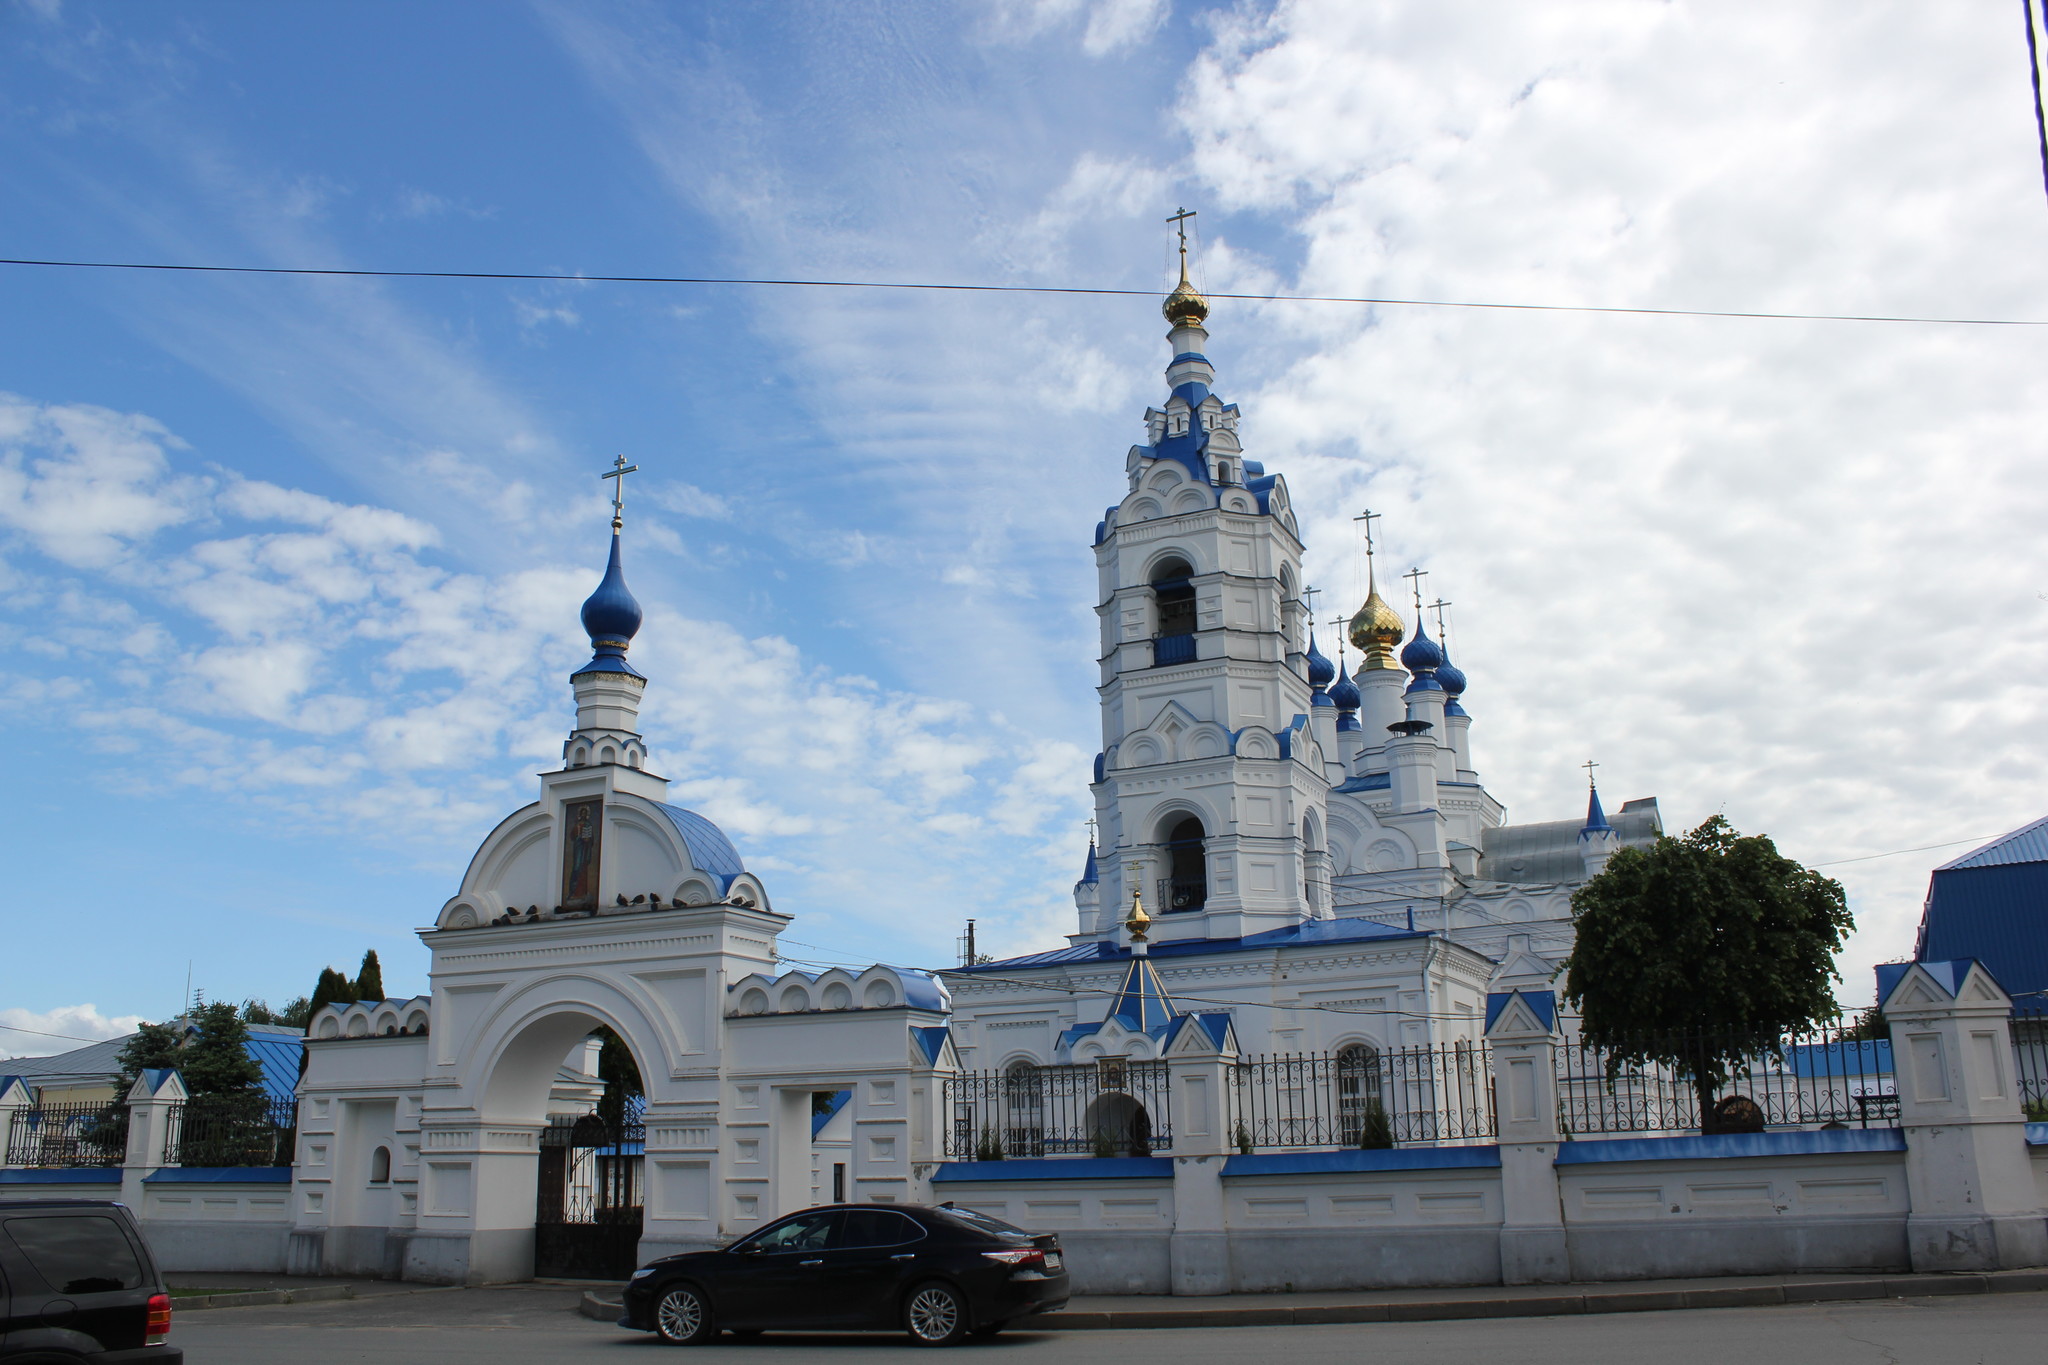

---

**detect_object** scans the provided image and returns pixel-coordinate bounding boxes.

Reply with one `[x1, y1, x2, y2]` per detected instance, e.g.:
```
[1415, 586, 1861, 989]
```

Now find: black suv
[0, 1199, 180, 1362]
[620, 1202, 1069, 1346]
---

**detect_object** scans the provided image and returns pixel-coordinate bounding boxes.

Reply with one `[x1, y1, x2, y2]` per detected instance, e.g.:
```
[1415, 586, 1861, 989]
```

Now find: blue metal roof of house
[954, 915, 1427, 974]
[655, 805, 748, 891]
[1, 1024, 303, 1105]
[1938, 816, 2048, 870]
[1916, 819, 2048, 1000]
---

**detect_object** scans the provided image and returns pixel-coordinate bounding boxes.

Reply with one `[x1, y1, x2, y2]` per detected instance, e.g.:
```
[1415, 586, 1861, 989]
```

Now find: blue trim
[1484, 990, 1556, 1032]
[2026, 1122, 2048, 1147]
[1225, 1146, 1501, 1177]
[0, 1169, 121, 1185]
[911, 1025, 951, 1066]
[1333, 772, 1392, 793]
[1554, 1129, 1906, 1165]
[143, 1166, 292, 1184]
[932, 1157, 1173, 1183]
[811, 1089, 852, 1138]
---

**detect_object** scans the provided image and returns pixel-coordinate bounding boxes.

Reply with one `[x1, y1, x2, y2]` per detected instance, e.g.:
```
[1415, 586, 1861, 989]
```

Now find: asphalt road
[171, 1285, 2048, 1364]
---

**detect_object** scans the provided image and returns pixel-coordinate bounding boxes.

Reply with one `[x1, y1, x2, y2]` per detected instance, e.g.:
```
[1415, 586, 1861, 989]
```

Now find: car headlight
[629, 1267, 657, 1280]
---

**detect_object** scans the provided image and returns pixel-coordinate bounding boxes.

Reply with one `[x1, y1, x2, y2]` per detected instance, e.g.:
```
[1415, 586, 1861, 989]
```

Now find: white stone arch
[1126, 496, 1164, 522]
[671, 874, 721, 907]
[462, 973, 675, 1126]
[1119, 736, 1165, 769]
[1183, 722, 1230, 760]
[1301, 807, 1325, 853]
[994, 1047, 1048, 1072]
[1222, 492, 1255, 513]
[1140, 544, 1209, 582]
[1143, 795, 1221, 846]
[1233, 726, 1278, 760]
[1143, 464, 1186, 492]
[1170, 487, 1211, 515]
[814, 969, 858, 1011]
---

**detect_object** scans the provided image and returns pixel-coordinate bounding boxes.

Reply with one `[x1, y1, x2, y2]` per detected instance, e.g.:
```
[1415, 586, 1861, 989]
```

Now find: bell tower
[1080, 214, 1330, 945]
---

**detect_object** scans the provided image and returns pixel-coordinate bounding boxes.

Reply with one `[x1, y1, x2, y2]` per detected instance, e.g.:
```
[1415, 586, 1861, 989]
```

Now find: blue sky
[5, 0, 2047, 1050]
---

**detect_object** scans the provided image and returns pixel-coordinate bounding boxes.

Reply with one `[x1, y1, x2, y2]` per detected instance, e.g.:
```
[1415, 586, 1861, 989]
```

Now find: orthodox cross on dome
[1167, 206, 1197, 274]
[1581, 758, 1601, 788]
[1402, 566, 1429, 615]
[1355, 508, 1382, 557]
[601, 454, 639, 531]
[1327, 615, 1350, 662]
[1303, 583, 1322, 620]
[1084, 814, 1099, 846]
[1430, 596, 1453, 640]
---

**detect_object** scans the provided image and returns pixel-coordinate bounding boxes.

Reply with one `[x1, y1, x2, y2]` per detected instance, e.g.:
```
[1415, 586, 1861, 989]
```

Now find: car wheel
[904, 1280, 970, 1347]
[653, 1283, 715, 1345]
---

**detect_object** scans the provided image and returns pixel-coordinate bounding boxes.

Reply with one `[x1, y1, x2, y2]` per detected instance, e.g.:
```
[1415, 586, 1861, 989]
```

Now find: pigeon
[631, 894, 646, 905]
[528, 905, 540, 916]
[616, 892, 629, 906]
[649, 894, 664, 907]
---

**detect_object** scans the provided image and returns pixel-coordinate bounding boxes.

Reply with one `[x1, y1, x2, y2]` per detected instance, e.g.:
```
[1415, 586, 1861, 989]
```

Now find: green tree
[1562, 815, 1853, 1133]
[309, 967, 358, 1018]
[179, 1001, 265, 1107]
[240, 997, 314, 1030]
[113, 1021, 184, 1096]
[594, 1027, 644, 1126]
[354, 950, 385, 1003]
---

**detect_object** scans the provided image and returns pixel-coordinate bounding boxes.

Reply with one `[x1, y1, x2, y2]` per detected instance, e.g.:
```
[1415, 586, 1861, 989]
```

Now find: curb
[579, 1269, 2048, 1332]
[173, 1284, 357, 1311]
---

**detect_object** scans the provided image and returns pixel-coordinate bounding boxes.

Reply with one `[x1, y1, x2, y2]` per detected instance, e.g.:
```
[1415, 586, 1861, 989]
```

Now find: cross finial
[1303, 584, 1322, 620]
[601, 454, 639, 531]
[1085, 815, 1099, 845]
[1429, 596, 1453, 641]
[1402, 566, 1429, 615]
[1581, 758, 1600, 788]
[1354, 508, 1382, 557]
[1167, 207, 1196, 280]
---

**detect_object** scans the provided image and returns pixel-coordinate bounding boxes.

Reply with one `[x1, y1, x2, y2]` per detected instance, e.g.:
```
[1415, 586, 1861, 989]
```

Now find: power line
[1810, 833, 1999, 868]
[1, 255, 2043, 328]
[0, 1021, 115, 1045]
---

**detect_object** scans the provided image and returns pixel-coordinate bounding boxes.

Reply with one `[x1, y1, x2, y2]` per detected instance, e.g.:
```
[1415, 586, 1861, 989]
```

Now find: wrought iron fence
[1557, 1020, 1897, 1136]
[1153, 634, 1198, 666]
[1155, 877, 1206, 912]
[1233, 1043, 1495, 1149]
[4, 1103, 129, 1167]
[2015, 1009, 2048, 1120]
[947, 1059, 1172, 1159]
[167, 1095, 298, 1168]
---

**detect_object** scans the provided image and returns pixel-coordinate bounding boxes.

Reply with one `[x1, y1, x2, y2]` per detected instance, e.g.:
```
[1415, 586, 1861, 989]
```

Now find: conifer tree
[309, 966, 358, 1018]
[354, 950, 385, 1003]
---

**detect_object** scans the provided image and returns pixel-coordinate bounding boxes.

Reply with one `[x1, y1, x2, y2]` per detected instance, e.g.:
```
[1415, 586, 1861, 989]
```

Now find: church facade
[288, 257, 1662, 1283]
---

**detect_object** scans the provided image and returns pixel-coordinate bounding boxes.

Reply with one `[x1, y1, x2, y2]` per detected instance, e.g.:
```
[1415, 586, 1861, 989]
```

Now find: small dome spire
[1400, 618, 1444, 674]
[1163, 274, 1209, 329]
[574, 529, 645, 678]
[1435, 645, 1467, 699]
[1328, 659, 1361, 711]
[1306, 629, 1336, 688]
[1581, 784, 1613, 836]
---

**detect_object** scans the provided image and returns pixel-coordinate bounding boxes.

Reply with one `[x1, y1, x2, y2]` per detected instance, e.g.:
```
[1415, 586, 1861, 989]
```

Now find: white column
[1885, 961, 2048, 1271]
[121, 1068, 186, 1208]
[0, 1076, 32, 1168]
[1485, 992, 1569, 1285]
[1165, 1019, 1238, 1295]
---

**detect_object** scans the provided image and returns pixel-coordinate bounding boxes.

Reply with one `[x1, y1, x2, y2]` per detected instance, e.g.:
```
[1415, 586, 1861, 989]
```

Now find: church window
[600, 745, 616, 764]
[1151, 558, 1196, 665]
[573, 745, 588, 767]
[1003, 1062, 1046, 1158]
[1162, 816, 1207, 911]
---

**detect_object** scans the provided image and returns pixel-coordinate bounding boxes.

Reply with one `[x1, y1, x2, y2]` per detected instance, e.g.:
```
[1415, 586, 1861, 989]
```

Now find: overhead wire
[1, 255, 2044, 328]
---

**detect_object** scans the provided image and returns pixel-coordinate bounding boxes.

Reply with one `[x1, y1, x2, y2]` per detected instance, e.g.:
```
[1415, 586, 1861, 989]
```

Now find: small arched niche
[1163, 815, 1207, 911]
[369, 1146, 392, 1184]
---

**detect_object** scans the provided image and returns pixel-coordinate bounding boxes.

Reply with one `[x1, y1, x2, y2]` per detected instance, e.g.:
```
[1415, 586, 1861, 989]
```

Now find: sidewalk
[163, 1270, 453, 1311]
[575, 1268, 2048, 1329]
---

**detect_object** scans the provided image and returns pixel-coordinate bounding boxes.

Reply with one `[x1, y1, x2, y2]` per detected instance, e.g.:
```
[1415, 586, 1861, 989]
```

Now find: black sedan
[619, 1202, 1069, 1346]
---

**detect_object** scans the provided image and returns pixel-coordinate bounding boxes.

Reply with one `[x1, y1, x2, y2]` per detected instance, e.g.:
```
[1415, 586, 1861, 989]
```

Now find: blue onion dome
[1327, 660, 1362, 711]
[1404, 672, 1445, 695]
[1305, 629, 1336, 688]
[1435, 648, 1467, 698]
[1400, 619, 1444, 673]
[574, 531, 644, 678]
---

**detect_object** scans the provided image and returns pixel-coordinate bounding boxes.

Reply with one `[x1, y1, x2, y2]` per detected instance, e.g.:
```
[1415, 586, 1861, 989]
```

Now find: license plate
[1044, 1252, 1062, 1271]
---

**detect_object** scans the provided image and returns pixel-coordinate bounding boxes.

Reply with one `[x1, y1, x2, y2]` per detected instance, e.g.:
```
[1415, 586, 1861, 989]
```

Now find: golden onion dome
[1125, 886, 1152, 942]
[1163, 272, 1209, 328]
[1348, 586, 1406, 670]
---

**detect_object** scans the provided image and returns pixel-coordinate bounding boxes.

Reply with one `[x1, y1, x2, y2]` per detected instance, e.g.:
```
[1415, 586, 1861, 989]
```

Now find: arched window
[1003, 1061, 1046, 1158]
[1151, 558, 1196, 666]
[1336, 1044, 1388, 1147]
[370, 1146, 392, 1184]
[1164, 816, 1207, 911]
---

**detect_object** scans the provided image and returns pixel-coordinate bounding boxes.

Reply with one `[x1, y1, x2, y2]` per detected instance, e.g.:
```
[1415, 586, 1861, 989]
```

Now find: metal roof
[0, 1023, 304, 1104]
[1916, 855, 2048, 999]
[953, 914, 1427, 975]
[1937, 815, 2048, 871]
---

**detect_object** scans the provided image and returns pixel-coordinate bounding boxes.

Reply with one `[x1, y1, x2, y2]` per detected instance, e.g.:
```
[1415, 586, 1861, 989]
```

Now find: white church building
[285, 254, 1663, 1285]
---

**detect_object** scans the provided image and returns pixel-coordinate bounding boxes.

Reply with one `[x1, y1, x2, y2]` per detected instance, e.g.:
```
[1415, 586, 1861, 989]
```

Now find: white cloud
[0, 1004, 144, 1059]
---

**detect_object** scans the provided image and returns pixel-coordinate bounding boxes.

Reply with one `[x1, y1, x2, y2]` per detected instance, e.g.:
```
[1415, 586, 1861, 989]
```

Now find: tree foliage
[1563, 815, 1853, 1124]
[114, 1002, 265, 1109]
[594, 1026, 644, 1126]
[240, 997, 313, 1029]
[355, 950, 385, 1003]
[309, 967, 359, 1018]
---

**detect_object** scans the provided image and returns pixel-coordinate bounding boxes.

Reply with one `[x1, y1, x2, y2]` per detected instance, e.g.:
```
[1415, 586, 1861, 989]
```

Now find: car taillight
[981, 1249, 1046, 1269]
[145, 1292, 172, 1344]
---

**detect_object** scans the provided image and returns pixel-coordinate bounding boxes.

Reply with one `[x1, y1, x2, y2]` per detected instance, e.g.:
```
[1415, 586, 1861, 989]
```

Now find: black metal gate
[534, 1112, 644, 1280]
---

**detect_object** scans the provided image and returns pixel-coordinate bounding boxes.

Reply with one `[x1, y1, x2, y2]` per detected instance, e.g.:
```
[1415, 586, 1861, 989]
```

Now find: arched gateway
[288, 501, 957, 1285]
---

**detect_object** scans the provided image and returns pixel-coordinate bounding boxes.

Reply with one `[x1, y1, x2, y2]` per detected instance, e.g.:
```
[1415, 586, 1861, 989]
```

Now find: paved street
[173, 1285, 2048, 1363]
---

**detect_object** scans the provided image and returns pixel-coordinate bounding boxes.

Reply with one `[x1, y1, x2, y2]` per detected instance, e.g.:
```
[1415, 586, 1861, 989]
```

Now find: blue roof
[573, 529, 646, 679]
[1305, 630, 1335, 687]
[655, 805, 748, 891]
[1077, 843, 1099, 886]
[1327, 661, 1361, 711]
[1783, 1039, 1893, 1077]
[1919, 843, 2048, 995]
[1939, 816, 2048, 870]
[1400, 620, 1444, 673]
[811, 1088, 851, 1137]
[1164, 1011, 1232, 1051]
[1484, 989, 1556, 1032]
[1333, 772, 1391, 793]
[1108, 956, 1179, 1033]
[911, 1025, 951, 1065]
[1581, 786, 1612, 836]
[956, 915, 1427, 974]
[244, 1032, 304, 1104]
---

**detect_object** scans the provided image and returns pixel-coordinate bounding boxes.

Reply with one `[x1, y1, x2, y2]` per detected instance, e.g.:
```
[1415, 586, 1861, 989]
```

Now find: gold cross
[601, 454, 639, 530]
[1430, 596, 1453, 640]
[1582, 759, 1600, 788]
[1402, 566, 1429, 615]
[1354, 508, 1382, 558]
